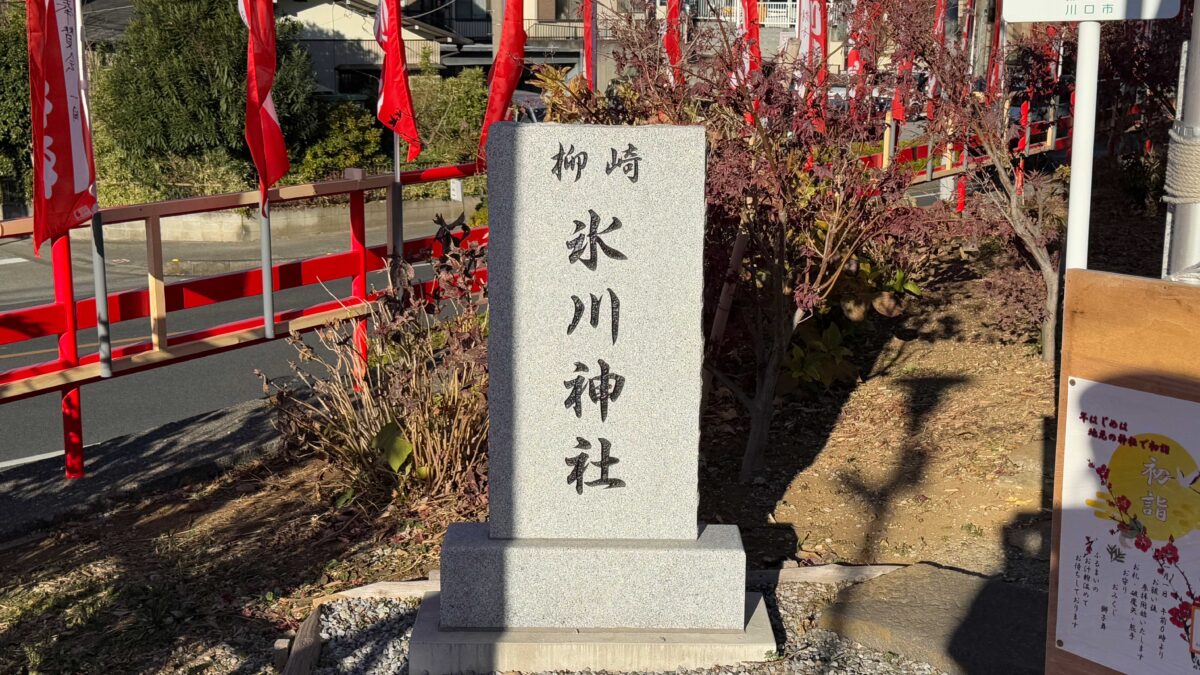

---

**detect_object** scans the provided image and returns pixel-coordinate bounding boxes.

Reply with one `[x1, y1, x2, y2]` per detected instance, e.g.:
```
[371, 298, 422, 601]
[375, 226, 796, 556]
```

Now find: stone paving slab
[818, 563, 1047, 675]
[0, 398, 277, 541]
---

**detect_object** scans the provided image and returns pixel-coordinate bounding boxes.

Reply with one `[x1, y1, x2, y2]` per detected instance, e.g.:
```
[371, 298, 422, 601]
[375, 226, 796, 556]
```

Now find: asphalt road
[0, 219, 438, 467]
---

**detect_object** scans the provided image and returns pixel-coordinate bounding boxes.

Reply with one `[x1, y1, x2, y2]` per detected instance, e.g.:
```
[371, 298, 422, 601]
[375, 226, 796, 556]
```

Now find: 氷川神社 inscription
[486, 123, 706, 541]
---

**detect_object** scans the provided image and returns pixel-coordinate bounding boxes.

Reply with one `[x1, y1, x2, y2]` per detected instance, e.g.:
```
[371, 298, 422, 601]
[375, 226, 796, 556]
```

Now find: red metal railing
[0, 162, 486, 477]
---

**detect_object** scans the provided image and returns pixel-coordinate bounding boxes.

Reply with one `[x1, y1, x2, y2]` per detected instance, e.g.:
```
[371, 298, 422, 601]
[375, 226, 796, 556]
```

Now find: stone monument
[408, 123, 774, 673]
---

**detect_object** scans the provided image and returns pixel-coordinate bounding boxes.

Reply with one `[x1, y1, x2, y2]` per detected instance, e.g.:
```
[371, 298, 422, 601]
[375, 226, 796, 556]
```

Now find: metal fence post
[52, 234, 83, 478]
[388, 134, 406, 292]
[347, 169, 369, 378]
[90, 212, 112, 377]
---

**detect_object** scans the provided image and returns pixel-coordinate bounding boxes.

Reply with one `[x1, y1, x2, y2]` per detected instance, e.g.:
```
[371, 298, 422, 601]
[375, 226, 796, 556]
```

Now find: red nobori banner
[375, 0, 422, 161]
[26, 0, 98, 253]
[795, 0, 827, 81]
[239, 0, 290, 203]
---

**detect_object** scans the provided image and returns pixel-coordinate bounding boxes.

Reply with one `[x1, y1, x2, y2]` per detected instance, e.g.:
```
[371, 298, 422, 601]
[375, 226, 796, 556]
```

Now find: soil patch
[701, 257, 1057, 586]
[0, 456, 467, 673]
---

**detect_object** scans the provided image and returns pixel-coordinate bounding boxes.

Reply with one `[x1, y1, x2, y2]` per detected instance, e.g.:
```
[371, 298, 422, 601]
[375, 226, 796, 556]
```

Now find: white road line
[0, 450, 64, 470]
[0, 257, 29, 266]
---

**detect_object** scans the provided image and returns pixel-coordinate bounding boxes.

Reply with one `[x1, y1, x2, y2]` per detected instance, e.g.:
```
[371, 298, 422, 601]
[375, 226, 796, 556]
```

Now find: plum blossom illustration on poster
[1059, 378, 1200, 673]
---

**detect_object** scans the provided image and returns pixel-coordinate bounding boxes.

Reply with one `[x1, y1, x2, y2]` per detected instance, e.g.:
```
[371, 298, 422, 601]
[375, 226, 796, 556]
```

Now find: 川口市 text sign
[1003, 0, 1180, 23]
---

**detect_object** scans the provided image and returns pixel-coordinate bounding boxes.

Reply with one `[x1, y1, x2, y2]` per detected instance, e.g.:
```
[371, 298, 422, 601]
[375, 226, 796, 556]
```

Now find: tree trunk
[1041, 264, 1060, 367]
[739, 345, 783, 482]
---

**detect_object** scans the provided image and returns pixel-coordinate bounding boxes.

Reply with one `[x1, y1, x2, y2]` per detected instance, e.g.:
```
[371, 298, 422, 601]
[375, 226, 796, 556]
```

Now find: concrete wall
[278, 0, 435, 91]
[94, 196, 485, 243]
[0, 201, 30, 221]
[279, 0, 378, 40]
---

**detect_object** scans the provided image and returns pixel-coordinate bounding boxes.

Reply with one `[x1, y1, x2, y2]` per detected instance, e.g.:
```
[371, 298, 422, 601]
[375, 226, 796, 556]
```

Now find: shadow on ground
[699, 255, 985, 569]
[0, 399, 277, 540]
[0, 447, 385, 673]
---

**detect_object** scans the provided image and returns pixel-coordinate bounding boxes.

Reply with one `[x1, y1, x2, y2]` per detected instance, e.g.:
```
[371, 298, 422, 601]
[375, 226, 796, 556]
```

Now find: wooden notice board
[1048, 269, 1200, 674]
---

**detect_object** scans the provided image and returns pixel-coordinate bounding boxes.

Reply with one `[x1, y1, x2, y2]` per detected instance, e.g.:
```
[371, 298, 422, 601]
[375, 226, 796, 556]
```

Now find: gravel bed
[307, 583, 946, 675]
[317, 597, 420, 675]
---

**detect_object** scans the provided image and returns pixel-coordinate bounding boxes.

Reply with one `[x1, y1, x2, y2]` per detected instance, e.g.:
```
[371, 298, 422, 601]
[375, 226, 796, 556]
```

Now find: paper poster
[1059, 378, 1200, 673]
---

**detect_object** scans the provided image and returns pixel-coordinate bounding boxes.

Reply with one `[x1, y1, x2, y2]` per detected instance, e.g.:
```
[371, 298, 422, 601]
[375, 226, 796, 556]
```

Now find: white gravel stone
[310, 582, 948, 675]
[317, 597, 420, 675]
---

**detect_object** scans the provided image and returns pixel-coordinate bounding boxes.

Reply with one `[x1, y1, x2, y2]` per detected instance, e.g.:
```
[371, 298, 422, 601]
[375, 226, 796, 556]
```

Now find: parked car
[512, 91, 547, 123]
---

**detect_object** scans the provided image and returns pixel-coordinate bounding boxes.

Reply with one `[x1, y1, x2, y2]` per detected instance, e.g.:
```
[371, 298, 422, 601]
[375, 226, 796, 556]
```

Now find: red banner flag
[891, 56, 913, 123]
[984, 5, 1006, 103]
[375, 0, 422, 161]
[741, 0, 761, 76]
[479, 0, 526, 161]
[582, 0, 596, 88]
[1017, 100, 1030, 151]
[845, 0, 862, 80]
[26, 0, 98, 254]
[664, 0, 682, 83]
[795, 0, 827, 83]
[846, 0, 881, 108]
[239, 0, 289, 203]
[926, 0, 946, 120]
[846, 46, 863, 79]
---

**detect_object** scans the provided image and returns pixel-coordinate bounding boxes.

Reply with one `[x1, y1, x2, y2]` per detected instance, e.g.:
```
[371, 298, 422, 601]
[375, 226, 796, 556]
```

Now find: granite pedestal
[410, 123, 759, 673]
[439, 522, 745, 631]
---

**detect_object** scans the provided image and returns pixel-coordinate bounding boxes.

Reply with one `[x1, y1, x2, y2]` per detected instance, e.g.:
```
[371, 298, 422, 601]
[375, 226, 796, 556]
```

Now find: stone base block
[409, 592, 777, 674]
[439, 523, 745, 631]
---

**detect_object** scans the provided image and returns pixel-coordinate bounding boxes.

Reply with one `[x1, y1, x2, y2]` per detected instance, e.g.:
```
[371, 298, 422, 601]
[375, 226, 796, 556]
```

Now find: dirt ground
[700, 258, 1058, 587]
[0, 458, 479, 673]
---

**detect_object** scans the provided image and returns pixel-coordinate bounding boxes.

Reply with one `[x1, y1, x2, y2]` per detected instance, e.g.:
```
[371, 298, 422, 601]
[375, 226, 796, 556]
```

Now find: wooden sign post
[1049, 270, 1200, 674]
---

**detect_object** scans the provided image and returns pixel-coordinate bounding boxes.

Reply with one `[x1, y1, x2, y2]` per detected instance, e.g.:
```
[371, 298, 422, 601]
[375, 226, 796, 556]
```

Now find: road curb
[163, 256, 311, 277]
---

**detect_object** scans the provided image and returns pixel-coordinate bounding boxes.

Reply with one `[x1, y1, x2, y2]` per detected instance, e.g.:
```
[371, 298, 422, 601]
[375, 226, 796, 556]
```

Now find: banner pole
[1064, 20, 1100, 271]
[260, 189, 275, 339]
[90, 212, 112, 377]
[389, 132, 406, 291]
[1167, 5, 1200, 280]
[76, 0, 111, 377]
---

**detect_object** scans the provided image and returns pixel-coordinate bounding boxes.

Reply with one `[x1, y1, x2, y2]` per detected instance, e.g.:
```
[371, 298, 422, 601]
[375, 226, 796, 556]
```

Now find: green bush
[406, 68, 488, 166]
[93, 119, 250, 207]
[294, 103, 389, 183]
[91, 0, 319, 186]
[0, 4, 30, 202]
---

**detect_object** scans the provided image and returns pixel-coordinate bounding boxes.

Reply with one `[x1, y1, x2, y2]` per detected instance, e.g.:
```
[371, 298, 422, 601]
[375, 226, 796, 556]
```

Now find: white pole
[1167, 5, 1200, 280]
[1064, 21, 1101, 271]
[1164, 39, 1188, 279]
[90, 213, 112, 377]
[76, 0, 112, 377]
[260, 194, 275, 340]
[389, 132, 405, 290]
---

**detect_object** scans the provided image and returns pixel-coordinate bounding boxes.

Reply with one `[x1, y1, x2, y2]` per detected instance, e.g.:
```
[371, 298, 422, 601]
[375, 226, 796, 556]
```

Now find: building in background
[277, 0, 469, 96]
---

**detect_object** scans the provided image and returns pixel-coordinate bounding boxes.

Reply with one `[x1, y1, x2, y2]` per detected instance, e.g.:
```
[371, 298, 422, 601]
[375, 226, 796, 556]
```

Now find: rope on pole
[1164, 127, 1200, 205]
